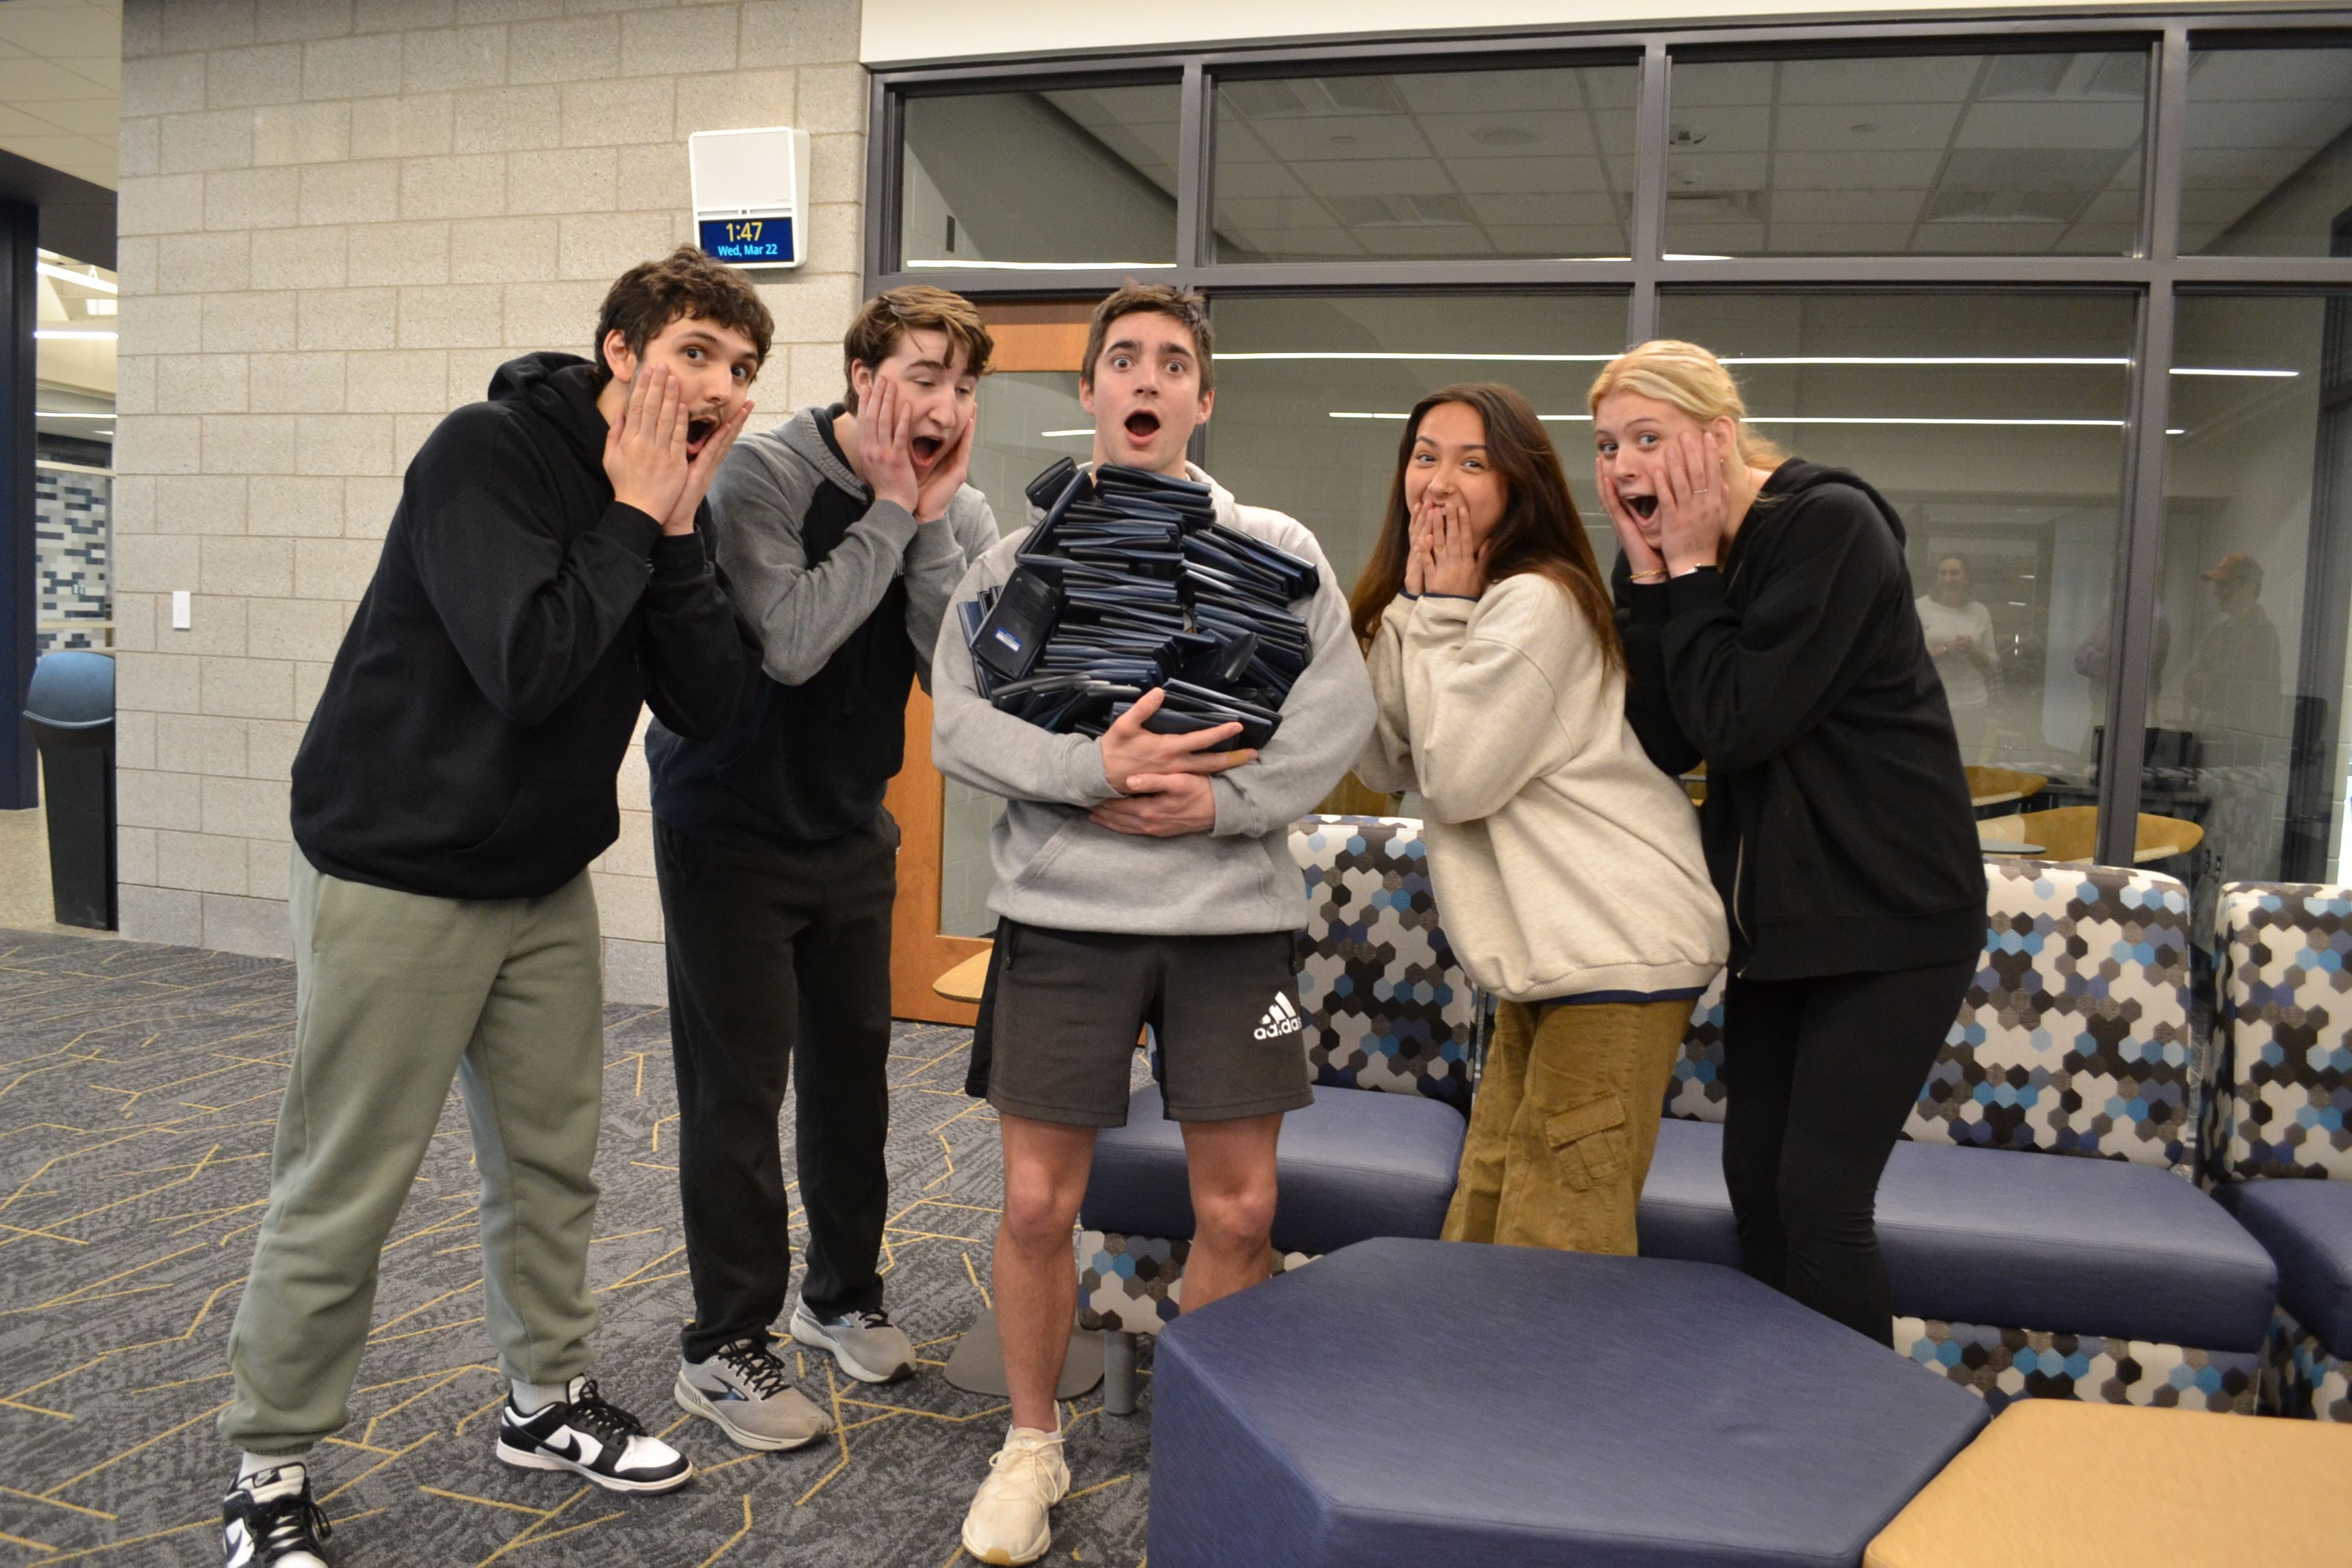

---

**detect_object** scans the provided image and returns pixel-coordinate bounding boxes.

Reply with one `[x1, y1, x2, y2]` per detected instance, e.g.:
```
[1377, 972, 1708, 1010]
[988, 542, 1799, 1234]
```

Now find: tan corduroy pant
[1442, 996, 1690, 1254]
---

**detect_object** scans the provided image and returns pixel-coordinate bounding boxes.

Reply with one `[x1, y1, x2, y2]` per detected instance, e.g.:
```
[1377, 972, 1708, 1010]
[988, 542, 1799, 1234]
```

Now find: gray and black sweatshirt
[648, 404, 998, 845]
[930, 464, 1377, 935]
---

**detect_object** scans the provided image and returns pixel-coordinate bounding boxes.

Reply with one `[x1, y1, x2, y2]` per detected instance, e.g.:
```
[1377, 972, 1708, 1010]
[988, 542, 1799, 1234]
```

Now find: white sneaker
[960, 1426, 1069, 1567]
[221, 1463, 329, 1567]
[494, 1376, 693, 1494]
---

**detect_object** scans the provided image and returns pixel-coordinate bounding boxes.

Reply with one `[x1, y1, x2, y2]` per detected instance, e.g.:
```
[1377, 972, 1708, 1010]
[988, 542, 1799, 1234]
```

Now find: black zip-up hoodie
[1616, 459, 1985, 981]
[290, 352, 757, 900]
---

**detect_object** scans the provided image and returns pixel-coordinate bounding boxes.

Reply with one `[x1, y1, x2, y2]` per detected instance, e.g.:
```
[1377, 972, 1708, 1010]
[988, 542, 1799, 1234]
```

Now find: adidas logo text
[1253, 991, 1303, 1041]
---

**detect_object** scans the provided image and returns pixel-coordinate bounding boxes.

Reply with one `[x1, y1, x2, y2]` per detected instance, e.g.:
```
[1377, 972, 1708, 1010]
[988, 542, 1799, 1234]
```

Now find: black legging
[1720, 958, 1976, 1345]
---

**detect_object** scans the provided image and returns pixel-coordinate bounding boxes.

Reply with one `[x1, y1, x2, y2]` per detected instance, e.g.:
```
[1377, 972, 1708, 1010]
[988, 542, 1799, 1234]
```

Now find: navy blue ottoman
[1149, 1237, 1988, 1567]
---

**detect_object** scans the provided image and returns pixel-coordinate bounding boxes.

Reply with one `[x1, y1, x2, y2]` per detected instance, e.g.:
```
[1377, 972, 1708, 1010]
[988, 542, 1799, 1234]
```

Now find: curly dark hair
[592, 246, 774, 382]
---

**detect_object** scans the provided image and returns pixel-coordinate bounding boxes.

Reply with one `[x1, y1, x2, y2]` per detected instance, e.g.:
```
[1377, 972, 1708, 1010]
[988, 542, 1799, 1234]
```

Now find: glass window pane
[899, 83, 1181, 271]
[1659, 293, 2137, 853]
[1200, 293, 1630, 593]
[2184, 45, 2352, 256]
[2155, 295, 2352, 931]
[1666, 51, 2148, 256]
[1212, 65, 1637, 262]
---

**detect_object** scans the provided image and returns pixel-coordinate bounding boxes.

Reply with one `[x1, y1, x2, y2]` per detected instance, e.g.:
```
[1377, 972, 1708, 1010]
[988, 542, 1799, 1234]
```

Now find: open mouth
[911, 434, 943, 466]
[1123, 409, 1161, 443]
[1624, 492, 1659, 520]
[685, 416, 717, 455]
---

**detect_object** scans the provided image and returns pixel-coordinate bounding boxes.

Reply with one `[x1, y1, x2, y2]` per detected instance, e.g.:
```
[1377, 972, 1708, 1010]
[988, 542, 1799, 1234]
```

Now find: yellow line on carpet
[694, 1495, 755, 1567]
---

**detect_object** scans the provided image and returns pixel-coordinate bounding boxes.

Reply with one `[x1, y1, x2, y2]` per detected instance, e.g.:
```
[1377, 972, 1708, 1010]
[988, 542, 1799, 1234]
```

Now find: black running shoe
[222, 1463, 330, 1567]
[495, 1375, 694, 1494]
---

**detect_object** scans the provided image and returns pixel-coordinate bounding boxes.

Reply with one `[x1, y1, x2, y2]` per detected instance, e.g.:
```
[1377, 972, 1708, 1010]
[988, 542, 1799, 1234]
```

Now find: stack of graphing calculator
[960, 457, 1318, 747]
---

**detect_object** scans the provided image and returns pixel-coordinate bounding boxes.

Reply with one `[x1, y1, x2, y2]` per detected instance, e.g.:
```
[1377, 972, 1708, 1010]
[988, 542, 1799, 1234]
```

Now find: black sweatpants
[1719, 958, 1975, 1346]
[655, 814, 898, 1360]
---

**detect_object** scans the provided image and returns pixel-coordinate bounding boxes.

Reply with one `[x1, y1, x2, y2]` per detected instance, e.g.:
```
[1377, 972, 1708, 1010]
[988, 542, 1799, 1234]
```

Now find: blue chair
[1642, 860, 2276, 1412]
[1150, 1237, 1989, 1568]
[2209, 881, 2352, 1421]
[1074, 815, 1480, 1412]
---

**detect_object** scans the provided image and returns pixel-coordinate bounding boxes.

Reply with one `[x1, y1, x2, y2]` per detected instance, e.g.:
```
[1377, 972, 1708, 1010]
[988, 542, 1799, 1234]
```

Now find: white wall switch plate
[172, 590, 192, 630]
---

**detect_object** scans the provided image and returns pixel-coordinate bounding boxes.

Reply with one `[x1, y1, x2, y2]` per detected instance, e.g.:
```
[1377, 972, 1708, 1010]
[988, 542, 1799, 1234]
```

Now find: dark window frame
[866, 10, 2352, 866]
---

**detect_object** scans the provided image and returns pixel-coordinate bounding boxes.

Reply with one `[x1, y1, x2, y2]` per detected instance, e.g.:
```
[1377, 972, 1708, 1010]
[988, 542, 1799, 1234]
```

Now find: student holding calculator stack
[930, 282, 1373, 1566]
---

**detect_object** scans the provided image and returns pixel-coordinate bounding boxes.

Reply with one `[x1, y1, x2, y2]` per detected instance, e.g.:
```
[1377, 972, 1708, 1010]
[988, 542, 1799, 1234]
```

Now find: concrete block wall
[114, 0, 867, 1000]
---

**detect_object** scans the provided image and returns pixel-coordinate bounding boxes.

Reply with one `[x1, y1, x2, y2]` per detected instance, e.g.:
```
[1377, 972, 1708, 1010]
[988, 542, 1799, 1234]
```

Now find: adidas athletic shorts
[981, 920, 1314, 1128]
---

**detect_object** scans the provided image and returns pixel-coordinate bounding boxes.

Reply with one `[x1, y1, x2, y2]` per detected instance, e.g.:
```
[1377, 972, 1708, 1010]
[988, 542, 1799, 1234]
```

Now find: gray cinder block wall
[113, 0, 866, 1000]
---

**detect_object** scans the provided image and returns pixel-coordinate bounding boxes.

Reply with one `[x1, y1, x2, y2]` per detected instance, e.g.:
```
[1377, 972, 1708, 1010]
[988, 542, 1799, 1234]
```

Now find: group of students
[212, 248, 1984, 1568]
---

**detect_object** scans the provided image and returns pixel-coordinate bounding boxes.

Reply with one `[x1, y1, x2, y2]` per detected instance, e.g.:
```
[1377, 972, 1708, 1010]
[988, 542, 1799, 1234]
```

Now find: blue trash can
[24, 651, 116, 930]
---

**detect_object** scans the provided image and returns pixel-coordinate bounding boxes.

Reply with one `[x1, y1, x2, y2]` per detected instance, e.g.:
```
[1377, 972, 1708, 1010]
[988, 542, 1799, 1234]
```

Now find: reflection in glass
[1212, 66, 1637, 261]
[2155, 296, 2352, 933]
[1200, 294, 1630, 595]
[899, 84, 1181, 270]
[1659, 293, 2137, 851]
[1665, 51, 2147, 256]
[2184, 46, 2352, 257]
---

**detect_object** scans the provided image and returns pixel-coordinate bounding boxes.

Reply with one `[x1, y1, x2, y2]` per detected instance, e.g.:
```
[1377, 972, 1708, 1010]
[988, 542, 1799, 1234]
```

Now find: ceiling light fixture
[1224, 352, 1618, 363]
[1331, 412, 2131, 427]
[903, 259, 1177, 271]
[36, 261, 115, 294]
[35, 329, 116, 341]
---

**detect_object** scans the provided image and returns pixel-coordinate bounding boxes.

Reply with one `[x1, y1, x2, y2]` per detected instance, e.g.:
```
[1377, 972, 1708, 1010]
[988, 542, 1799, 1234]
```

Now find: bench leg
[1102, 1329, 1138, 1416]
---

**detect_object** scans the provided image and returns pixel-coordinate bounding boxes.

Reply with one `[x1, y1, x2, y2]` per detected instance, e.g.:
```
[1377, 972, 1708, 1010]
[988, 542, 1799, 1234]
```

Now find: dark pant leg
[788, 815, 900, 1319]
[1720, 974, 1808, 1293]
[657, 821, 815, 1360]
[1773, 960, 1975, 1345]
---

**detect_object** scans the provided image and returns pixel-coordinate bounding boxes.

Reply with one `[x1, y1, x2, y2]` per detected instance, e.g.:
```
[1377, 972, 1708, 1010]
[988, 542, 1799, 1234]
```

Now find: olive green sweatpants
[1442, 996, 1689, 1255]
[219, 854, 606, 1456]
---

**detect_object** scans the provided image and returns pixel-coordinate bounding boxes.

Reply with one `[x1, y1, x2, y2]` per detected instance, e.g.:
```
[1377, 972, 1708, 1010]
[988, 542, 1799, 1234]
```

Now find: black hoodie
[1616, 459, 1985, 981]
[290, 353, 757, 900]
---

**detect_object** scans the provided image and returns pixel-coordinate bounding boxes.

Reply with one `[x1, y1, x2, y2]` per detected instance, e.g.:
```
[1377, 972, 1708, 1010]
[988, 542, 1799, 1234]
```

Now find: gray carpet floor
[0, 930, 1154, 1566]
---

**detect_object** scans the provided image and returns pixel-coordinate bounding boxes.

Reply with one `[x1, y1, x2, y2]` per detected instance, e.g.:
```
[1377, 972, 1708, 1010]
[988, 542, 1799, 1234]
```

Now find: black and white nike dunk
[494, 1376, 694, 1494]
[222, 1463, 330, 1567]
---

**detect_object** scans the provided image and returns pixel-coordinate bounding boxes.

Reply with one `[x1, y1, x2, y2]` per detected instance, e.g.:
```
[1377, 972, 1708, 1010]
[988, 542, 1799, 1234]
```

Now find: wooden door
[884, 301, 1098, 1024]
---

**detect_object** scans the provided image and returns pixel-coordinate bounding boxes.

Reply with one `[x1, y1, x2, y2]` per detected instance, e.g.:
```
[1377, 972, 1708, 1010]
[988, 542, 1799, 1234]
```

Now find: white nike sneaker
[960, 1425, 1069, 1566]
[494, 1376, 693, 1494]
[221, 1462, 329, 1567]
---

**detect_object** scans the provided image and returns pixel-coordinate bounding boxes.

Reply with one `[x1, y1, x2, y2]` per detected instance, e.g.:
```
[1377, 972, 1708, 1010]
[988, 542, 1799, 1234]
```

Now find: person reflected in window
[1916, 554, 1998, 762]
[1350, 383, 1727, 1257]
[1592, 340, 1984, 1348]
[2183, 552, 2283, 770]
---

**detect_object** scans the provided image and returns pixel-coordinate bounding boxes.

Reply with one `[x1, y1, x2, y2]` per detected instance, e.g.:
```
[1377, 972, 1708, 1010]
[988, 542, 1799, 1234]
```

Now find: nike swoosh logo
[544, 1431, 582, 1463]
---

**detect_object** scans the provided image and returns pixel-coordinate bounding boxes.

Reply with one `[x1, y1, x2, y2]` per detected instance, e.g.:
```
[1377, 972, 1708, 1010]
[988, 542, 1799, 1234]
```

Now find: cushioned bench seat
[1641, 1119, 2278, 1353]
[1080, 1083, 1465, 1256]
[1150, 1237, 1989, 1568]
[2213, 1177, 2352, 1359]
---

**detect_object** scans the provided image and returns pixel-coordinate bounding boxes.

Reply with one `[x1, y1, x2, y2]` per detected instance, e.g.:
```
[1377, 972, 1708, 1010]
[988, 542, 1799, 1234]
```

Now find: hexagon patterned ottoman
[1149, 1238, 1990, 1568]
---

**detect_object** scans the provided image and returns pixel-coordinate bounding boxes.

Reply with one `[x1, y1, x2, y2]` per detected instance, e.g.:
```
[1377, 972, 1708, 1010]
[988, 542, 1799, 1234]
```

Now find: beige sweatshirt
[1356, 575, 1729, 1003]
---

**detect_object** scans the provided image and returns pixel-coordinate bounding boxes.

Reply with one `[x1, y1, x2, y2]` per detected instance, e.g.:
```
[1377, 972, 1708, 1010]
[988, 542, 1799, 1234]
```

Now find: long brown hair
[1348, 382, 1623, 676]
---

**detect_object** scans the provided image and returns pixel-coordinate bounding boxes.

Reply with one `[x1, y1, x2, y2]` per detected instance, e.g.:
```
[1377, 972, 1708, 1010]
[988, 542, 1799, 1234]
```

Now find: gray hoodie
[709, 406, 998, 690]
[930, 463, 1376, 936]
[647, 406, 997, 845]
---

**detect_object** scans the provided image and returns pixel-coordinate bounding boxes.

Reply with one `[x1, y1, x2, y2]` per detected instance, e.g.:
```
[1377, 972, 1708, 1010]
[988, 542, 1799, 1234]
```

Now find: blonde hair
[1587, 339, 1786, 468]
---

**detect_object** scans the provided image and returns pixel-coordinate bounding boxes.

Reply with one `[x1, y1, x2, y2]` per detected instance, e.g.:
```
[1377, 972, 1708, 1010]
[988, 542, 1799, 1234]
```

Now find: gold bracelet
[1629, 568, 1668, 583]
